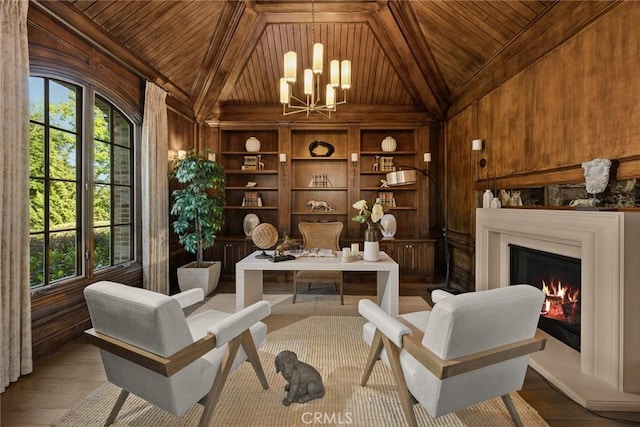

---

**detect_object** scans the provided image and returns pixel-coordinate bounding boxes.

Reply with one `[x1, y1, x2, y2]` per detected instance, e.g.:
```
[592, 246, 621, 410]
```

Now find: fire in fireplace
[509, 245, 581, 351]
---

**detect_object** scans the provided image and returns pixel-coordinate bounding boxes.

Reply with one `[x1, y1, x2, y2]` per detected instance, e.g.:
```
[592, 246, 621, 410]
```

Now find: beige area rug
[53, 294, 549, 426]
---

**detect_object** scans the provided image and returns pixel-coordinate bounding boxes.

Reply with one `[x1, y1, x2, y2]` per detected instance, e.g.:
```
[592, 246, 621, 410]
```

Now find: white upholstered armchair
[84, 281, 270, 426]
[359, 285, 546, 427]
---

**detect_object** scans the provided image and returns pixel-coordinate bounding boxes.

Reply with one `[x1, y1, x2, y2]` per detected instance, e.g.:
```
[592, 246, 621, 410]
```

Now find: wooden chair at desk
[294, 222, 344, 304]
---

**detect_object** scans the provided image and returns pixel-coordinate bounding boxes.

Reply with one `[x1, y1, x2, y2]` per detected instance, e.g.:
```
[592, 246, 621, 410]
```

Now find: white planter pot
[245, 136, 261, 152]
[177, 261, 221, 296]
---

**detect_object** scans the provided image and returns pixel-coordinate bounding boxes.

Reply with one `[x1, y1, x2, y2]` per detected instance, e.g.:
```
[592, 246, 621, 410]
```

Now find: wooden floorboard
[2, 279, 639, 426]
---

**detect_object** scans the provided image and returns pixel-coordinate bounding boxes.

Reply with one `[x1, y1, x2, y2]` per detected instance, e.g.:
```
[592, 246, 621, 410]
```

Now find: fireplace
[476, 208, 640, 411]
[509, 245, 581, 351]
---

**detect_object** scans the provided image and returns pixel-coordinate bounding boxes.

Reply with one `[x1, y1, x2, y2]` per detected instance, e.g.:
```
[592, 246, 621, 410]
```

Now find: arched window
[29, 76, 135, 289]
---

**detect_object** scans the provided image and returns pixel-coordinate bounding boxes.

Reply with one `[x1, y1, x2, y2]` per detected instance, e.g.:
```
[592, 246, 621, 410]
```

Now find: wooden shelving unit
[210, 124, 436, 280]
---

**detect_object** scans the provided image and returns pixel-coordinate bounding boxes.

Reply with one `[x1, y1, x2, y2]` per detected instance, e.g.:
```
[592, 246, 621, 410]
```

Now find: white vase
[363, 241, 380, 261]
[380, 214, 397, 238]
[490, 197, 502, 209]
[482, 189, 493, 208]
[245, 136, 260, 152]
[381, 136, 397, 152]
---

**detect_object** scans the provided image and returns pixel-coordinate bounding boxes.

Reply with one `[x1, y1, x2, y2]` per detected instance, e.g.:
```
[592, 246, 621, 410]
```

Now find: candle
[351, 152, 358, 162]
[279, 153, 286, 163]
[342, 247, 351, 259]
[351, 243, 359, 257]
[424, 152, 431, 163]
[472, 139, 483, 151]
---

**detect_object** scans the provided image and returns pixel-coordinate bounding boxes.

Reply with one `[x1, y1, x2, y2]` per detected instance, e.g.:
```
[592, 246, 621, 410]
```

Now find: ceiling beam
[372, 4, 446, 121]
[198, 10, 267, 123]
[387, 0, 450, 113]
[191, 1, 249, 122]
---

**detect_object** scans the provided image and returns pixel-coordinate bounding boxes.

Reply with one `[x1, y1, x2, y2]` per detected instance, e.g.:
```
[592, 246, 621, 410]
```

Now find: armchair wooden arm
[398, 319, 547, 380]
[85, 328, 216, 377]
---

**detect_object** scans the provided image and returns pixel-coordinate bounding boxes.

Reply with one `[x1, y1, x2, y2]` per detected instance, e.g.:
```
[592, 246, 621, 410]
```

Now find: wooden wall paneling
[347, 125, 361, 241]
[477, 2, 640, 181]
[445, 107, 476, 290]
[278, 125, 292, 236]
[30, 265, 143, 361]
[446, 108, 475, 237]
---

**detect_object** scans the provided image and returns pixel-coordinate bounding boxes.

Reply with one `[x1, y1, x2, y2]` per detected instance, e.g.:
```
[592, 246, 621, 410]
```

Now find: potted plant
[170, 150, 225, 295]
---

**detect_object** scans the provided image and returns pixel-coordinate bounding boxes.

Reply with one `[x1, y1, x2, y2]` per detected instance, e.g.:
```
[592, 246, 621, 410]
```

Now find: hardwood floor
[2, 278, 639, 426]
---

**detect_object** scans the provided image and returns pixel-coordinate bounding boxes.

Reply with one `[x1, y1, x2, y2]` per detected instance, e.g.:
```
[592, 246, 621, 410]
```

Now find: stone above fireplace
[476, 208, 640, 411]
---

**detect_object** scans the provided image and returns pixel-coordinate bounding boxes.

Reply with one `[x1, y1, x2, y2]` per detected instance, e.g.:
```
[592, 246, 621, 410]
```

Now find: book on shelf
[379, 156, 394, 172]
[308, 173, 333, 188]
[378, 191, 396, 208]
[242, 191, 262, 207]
[241, 155, 258, 170]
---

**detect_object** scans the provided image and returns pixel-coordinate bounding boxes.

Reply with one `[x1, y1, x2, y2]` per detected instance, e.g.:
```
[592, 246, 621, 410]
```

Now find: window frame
[29, 76, 138, 294]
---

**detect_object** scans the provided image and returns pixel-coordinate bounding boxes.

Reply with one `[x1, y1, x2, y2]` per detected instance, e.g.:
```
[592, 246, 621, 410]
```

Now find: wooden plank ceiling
[60, 0, 558, 122]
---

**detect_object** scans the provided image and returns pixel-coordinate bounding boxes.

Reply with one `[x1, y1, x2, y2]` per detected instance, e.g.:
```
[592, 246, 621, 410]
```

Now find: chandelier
[279, 0, 351, 118]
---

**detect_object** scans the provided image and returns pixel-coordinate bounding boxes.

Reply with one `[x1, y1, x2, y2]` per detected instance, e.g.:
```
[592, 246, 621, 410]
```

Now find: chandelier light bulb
[330, 60, 340, 88]
[304, 69, 313, 95]
[284, 51, 297, 83]
[279, 78, 289, 105]
[341, 60, 351, 90]
[326, 84, 336, 109]
[313, 43, 323, 74]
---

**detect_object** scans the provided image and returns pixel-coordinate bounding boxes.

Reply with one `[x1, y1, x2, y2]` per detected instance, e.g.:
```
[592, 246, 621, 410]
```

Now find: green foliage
[29, 230, 110, 287]
[170, 150, 225, 267]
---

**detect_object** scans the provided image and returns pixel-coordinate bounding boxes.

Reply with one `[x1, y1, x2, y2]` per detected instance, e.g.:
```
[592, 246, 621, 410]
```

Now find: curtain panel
[141, 82, 169, 294]
[0, 0, 33, 393]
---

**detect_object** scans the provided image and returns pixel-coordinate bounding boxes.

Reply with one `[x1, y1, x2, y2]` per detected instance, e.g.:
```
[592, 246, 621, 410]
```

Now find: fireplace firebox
[509, 244, 581, 351]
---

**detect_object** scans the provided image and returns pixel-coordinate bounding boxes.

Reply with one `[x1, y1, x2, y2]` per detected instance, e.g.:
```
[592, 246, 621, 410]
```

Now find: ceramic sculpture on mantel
[572, 158, 612, 208]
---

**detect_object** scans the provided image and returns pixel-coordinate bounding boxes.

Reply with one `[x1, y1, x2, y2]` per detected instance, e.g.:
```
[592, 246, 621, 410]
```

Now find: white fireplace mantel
[476, 208, 640, 411]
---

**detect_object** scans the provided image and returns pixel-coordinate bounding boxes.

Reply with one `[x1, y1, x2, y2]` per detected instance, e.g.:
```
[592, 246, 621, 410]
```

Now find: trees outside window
[29, 77, 134, 289]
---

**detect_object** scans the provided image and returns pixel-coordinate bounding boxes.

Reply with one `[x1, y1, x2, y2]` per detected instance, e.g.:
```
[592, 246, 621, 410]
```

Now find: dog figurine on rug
[275, 350, 325, 406]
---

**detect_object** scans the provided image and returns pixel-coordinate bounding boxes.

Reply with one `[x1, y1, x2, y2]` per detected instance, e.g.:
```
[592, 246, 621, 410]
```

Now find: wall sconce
[472, 139, 486, 180]
[207, 152, 216, 162]
[279, 153, 287, 165]
[351, 152, 358, 165]
[167, 149, 177, 161]
[177, 150, 187, 160]
[423, 152, 431, 172]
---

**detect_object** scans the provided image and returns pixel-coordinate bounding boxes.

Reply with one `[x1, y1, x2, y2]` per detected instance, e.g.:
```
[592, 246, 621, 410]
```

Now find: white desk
[235, 251, 400, 315]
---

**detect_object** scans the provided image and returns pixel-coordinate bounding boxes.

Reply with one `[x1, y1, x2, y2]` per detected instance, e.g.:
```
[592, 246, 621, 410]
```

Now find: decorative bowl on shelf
[308, 140, 335, 157]
[245, 136, 261, 152]
[381, 136, 397, 152]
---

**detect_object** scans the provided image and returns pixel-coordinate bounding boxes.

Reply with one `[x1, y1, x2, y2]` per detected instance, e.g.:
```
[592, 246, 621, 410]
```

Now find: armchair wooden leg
[361, 330, 383, 386]
[381, 334, 418, 427]
[240, 330, 269, 390]
[198, 336, 243, 427]
[501, 394, 524, 427]
[104, 389, 129, 426]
